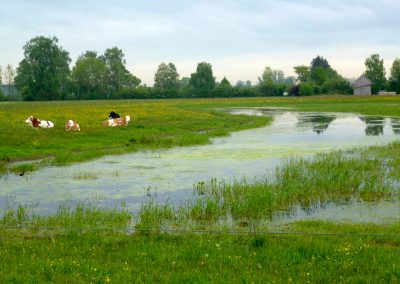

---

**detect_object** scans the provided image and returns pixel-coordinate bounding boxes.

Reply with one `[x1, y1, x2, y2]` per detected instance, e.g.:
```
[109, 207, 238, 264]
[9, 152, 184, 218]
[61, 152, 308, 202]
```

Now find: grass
[0, 205, 399, 283]
[2, 95, 400, 282]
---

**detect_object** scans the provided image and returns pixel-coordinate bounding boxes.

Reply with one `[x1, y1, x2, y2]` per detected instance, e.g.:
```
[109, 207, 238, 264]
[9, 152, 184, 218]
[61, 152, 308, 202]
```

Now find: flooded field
[2, 109, 400, 222]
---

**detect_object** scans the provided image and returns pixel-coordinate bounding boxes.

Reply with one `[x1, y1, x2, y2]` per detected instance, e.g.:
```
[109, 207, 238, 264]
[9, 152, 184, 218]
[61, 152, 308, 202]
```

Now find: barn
[354, 75, 372, 95]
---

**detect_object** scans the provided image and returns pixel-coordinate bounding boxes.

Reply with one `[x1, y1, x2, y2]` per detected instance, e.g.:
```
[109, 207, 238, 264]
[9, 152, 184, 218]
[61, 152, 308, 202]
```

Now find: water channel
[1, 109, 400, 223]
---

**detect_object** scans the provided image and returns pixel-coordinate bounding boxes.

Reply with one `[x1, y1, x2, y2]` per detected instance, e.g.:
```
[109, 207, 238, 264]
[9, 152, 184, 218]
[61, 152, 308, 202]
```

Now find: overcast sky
[1, 0, 399, 85]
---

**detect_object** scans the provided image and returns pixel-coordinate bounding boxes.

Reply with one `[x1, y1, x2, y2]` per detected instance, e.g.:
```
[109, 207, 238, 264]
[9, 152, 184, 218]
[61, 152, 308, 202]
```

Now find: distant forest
[1, 36, 399, 101]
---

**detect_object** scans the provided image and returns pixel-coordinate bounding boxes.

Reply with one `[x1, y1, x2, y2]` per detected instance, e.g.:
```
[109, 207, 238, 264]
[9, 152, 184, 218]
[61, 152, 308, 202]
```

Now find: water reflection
[358, 116, 385, 136]
[296, 114, 336, 134]
[271, 199, 400, 225]
[391, 118, 400, 135]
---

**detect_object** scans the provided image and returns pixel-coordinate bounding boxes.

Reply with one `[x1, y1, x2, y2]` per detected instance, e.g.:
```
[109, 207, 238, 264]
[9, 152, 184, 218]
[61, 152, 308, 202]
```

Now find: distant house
[353, 75, 372, 95]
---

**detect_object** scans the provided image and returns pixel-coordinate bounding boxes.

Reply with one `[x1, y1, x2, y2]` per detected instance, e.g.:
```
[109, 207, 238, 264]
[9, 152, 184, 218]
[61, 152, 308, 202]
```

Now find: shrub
[299, 82, 314, 96]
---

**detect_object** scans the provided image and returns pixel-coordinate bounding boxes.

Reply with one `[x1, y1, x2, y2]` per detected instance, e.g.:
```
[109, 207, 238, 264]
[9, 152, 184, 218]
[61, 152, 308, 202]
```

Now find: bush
[289, 84, 300, 96]
[258, 83, 287, 96]
[299, 82, 314, 96]
[321, 78, 353, 94]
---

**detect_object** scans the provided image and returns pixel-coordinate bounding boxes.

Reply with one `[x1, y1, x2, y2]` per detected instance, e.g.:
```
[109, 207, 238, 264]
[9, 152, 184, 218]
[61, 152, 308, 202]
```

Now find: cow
[65, 120, 80, 131]
[109, 111, 120, 119]
[25, 116, 54, 129]
[103, 115, 131, 127]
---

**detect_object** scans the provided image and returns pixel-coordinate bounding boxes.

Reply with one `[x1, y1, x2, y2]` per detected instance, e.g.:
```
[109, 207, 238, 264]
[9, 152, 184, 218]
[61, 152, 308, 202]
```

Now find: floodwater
[1, 109, 400, 223]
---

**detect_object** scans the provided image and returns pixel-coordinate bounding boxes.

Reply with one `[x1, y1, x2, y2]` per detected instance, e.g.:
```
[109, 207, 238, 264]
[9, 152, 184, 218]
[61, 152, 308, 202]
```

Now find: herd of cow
[25, 111, 130, 131]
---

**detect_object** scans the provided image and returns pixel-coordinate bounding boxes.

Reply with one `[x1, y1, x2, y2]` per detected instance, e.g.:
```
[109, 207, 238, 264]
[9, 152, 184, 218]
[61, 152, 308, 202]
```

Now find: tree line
[1, 36, 400, 101]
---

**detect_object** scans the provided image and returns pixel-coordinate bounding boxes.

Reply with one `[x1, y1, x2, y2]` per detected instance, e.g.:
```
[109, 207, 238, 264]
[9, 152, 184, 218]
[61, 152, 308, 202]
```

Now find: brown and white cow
[25, 116, 54, 129]
[102, 115, 131, 127]
[65, 120, 80, 131]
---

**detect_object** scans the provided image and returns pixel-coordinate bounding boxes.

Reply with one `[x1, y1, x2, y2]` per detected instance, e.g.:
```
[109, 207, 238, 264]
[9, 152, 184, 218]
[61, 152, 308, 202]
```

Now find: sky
[1, 0, 400, 86]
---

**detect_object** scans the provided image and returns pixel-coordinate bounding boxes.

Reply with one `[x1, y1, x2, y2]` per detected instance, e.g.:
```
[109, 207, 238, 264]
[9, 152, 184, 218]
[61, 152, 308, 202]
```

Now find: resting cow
[25, 116, 54, 129]
[109, 111, 120, 119]
[103, 115, 131, 127]
[65, 120, 80, 131]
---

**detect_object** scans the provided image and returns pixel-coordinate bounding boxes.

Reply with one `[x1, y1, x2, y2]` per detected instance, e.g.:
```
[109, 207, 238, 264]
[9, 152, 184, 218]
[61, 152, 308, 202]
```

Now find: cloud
[1, 0, 399, 84]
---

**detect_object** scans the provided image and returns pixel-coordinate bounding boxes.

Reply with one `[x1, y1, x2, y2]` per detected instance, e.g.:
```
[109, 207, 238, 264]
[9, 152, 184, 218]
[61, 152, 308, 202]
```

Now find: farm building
[353, 75, 372, 95]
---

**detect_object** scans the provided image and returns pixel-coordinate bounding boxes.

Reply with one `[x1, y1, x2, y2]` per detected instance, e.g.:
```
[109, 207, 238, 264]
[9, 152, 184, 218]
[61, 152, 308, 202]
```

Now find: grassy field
[1, 95, 400, 282]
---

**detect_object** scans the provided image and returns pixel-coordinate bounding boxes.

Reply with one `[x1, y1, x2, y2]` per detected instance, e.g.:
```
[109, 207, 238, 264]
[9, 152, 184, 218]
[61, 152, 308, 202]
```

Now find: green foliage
[364, 54, 387, 94]
[389, 58, 400, 93]
[14, 36, 71, 101]
[100, 47, 141, 96]
[72, 51, 107, 99]
[294, 56, 351, 95]
[189, 62, 216, 97]
[310, 66, 328, 85]
[259, 67, 286, 85]
[220, 76, 231, 87]
[260, 66, 274, 84]
[259, 82, 286, 96]
[154, 63, 180, 96]
[311, 55, 331, 70]
[212, 77, 233, 97]
[294, 65, 311, 83]
[321, 77, 352, 94]
[299, 82, 314, 96]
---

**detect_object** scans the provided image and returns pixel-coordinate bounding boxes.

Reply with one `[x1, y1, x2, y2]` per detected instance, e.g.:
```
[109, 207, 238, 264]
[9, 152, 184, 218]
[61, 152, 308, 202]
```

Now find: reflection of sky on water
[271, 199, 400, 225]
[1, 109, 400, 218]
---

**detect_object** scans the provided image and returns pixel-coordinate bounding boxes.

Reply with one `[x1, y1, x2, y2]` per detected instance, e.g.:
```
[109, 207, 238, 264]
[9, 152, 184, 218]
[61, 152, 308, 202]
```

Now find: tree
[284, 76, 296, 86]
[311, 55, 331, 70]
[100, 47, 140, 96]
[271, 69, 285, 84]
[0, 65, 2, 84]
[4, 64, 15, 86]
[154, 62, 180, 97]
[189, 62, 215, 97]
[220, 77, 231, 88]
[294, 65, 311, 83]
[14, 36, 71, 100]
[72, 51, 107, 99]
[310, 56, 333, 86]
[364, 54, 386, 94]
[389, 58, 400, 93]
[310, 66, 328, 86]
[4, 64, 16, 98]
[213, 77, 232, 97]
[259, 66, 274, 84]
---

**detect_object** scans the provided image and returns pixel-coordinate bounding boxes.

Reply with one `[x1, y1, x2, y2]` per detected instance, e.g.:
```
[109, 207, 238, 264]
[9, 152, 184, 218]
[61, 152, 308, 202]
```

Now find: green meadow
[1, 95, 400, 282]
